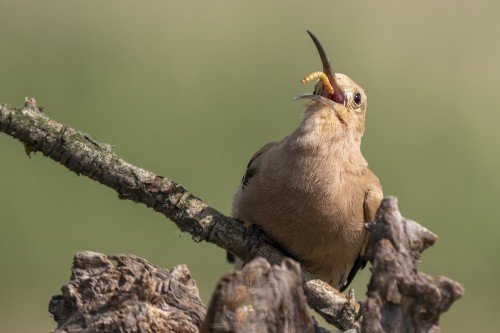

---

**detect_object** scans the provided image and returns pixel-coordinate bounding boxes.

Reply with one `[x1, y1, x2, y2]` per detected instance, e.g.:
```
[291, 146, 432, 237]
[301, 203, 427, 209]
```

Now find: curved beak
[300, 31, 345, 105]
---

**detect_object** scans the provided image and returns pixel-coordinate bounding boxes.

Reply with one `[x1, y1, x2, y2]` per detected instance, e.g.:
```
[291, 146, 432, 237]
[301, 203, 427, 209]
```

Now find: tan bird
[230, 31, 383, 291]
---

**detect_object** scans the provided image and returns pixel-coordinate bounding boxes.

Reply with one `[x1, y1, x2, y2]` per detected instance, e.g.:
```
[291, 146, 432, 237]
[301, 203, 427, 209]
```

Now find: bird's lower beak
[295, 31, 345, 108]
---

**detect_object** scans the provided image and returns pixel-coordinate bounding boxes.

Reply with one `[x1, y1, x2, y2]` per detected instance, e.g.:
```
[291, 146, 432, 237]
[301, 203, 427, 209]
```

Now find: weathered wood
[201, 258, 314, 333]
[49, 251, 206, 333]
[361, 197, 464, 333]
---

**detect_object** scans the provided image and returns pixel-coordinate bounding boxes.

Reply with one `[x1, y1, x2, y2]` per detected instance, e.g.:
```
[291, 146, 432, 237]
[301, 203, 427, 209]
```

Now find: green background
[0, 1, 497, 332]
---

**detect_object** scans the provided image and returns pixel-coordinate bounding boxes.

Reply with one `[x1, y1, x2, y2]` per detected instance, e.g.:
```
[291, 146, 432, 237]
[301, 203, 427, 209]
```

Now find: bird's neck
[287, 106, 364, 161]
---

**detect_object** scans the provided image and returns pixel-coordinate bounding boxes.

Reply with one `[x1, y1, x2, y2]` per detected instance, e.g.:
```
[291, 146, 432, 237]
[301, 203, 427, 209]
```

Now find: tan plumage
[231, 31, 382, 291]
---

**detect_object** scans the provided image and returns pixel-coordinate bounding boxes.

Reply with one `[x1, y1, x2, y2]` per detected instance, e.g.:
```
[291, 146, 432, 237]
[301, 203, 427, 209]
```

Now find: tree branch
[0, 100, 359, 330]
[1, 99, 464, 332]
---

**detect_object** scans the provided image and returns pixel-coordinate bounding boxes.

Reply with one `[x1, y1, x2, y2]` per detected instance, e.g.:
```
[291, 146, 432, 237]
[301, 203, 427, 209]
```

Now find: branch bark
[0, 100, 359, 330]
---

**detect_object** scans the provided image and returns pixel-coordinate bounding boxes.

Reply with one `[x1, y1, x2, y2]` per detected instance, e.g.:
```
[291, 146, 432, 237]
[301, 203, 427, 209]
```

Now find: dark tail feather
[226, 251, 235, 263]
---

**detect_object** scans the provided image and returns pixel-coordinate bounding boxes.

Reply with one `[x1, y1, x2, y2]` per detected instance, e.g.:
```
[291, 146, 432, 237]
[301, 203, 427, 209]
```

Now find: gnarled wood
[49, 251, 206, 333]
[202, 258, 315, 333]
[362, 197, 464, 333]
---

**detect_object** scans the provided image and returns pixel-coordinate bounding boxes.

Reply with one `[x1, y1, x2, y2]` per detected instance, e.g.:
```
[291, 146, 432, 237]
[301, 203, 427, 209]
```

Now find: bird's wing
[340, 184, 383, 291]
[227, 142, 278, 264]
[239, 142, 277, 190]
[363, 185, 383, 222]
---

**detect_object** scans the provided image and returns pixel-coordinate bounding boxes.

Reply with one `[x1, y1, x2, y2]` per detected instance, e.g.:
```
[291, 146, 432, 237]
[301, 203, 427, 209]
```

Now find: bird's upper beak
[295, 31, 346, 107]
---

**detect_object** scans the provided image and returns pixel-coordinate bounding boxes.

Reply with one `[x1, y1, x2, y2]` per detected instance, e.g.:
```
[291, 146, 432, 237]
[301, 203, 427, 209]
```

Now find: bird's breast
[231, 143, 370, 288]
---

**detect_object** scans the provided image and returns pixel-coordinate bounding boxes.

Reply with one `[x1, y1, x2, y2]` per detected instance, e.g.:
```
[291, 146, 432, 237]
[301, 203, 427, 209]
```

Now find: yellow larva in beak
[300, 71, 334, 94]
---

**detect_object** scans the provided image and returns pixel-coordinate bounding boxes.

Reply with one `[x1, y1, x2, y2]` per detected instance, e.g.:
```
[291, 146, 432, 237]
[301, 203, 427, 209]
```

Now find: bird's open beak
[295, 31, 346, 107]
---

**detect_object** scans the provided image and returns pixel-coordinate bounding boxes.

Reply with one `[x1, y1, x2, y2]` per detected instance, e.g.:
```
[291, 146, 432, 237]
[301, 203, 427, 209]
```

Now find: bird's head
[296, 31, 367, 140]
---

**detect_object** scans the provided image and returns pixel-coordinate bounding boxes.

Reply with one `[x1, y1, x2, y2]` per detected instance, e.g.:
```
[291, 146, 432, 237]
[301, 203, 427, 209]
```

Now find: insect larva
[301, 71, 334, 94]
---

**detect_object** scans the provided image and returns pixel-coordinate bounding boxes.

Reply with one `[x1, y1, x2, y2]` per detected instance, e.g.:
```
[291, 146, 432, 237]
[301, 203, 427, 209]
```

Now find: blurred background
[0, 0, 497, 331]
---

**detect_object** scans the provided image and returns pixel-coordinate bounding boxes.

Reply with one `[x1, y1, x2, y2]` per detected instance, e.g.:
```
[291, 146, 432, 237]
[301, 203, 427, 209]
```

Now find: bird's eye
[353, 92, 362, 105]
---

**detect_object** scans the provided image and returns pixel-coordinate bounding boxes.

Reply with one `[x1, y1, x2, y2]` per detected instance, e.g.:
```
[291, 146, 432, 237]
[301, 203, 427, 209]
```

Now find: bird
[229, 31, 383, 292]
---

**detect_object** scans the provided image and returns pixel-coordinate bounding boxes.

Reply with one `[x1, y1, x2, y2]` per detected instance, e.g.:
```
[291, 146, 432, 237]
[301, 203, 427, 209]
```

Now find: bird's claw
[348, 288, 357, 311]
[347, 288, 365, 319]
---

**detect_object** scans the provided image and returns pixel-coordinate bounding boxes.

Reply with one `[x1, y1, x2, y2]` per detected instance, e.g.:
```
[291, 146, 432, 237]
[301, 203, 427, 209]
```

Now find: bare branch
[0, 100, 359, 330]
